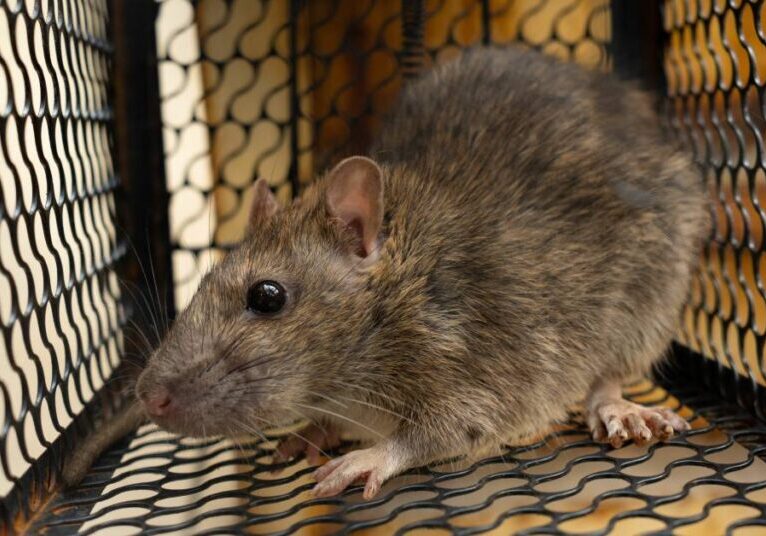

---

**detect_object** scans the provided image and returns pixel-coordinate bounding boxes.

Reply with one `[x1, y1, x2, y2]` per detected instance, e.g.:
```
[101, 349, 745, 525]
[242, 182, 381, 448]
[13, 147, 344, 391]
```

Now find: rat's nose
[142, 387, 175, 418]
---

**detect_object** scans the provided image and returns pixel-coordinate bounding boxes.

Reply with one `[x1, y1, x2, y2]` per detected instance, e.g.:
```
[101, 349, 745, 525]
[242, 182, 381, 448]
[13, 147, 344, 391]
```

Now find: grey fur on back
[366, 46, 709, 442]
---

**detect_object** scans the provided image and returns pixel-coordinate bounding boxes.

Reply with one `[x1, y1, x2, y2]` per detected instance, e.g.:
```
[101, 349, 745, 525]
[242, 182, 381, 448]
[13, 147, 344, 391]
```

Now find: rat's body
[129, 47, 707, 498]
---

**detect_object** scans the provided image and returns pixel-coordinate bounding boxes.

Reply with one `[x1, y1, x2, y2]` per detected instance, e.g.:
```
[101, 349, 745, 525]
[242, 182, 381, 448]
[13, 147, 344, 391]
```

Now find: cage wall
[665, 0, 766, 413]
[0, 0, 127, 520]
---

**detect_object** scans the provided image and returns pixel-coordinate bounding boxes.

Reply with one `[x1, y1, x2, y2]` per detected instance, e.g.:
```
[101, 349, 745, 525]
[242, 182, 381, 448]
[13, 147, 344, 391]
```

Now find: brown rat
[129, 46, 708, 499]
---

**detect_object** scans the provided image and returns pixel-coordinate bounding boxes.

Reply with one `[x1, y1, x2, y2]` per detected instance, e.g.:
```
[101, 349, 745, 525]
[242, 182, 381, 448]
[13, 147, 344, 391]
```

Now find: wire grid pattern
[665, 0, 766, 412]
[426, 0, 610, 67]
[155, 0, 611, 310]
[30, 380, 766, 534]
[0, 0, 124, 519]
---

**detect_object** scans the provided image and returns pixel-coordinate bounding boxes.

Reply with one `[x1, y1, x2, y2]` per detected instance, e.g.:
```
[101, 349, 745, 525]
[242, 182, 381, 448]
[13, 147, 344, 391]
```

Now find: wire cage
[1, 0, 765, 534]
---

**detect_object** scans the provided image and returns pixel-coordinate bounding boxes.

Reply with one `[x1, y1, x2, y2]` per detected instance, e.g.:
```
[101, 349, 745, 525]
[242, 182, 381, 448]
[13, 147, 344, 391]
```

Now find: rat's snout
[135, 369, 181, 421]
[141, 386, 175, 418]
[134, 343, 277, 437]
[135, 361, 226, 436]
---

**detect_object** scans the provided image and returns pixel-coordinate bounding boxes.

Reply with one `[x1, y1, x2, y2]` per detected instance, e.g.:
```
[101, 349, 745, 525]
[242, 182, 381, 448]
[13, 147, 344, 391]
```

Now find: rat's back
[374, 46, 694, 212]
[370, 46, 708, 435]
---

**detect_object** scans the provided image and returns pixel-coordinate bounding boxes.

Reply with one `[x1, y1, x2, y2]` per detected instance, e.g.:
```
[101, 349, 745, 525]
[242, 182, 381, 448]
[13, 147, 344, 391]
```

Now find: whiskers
[224, 424, 252, 461]
[221, 351, 281, 379]
[111, 229, 177, 378]
[234, 412, 326, 461]
[118, 228, 173, 343]
[305, 389, 418, 427]
[337, 394, 418, 426]
[328, 379, 407, 408]
[293, 402, 386, 439]
[251, 413, 334, 462]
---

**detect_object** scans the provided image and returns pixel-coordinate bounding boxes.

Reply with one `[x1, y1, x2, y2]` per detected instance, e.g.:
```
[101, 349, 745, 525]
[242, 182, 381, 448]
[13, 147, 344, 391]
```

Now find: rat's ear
[325, 156, 384, 258]
[247, 178, 280, 232]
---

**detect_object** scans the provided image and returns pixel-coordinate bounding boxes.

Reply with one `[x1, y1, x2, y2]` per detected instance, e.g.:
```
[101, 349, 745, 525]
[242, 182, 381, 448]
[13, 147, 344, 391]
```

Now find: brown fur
[136, 47, 709, 483]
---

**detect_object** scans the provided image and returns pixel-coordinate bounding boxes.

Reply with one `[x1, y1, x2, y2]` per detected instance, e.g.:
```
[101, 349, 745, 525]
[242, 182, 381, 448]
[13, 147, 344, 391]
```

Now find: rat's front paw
[588, 398, 690, 448]
[312, 447, 399, 499]
[273, 422, 341, 466]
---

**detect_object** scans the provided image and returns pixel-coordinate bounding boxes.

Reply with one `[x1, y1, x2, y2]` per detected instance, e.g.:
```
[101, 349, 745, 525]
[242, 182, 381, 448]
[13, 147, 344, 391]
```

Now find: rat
[66, 46, 709, 498]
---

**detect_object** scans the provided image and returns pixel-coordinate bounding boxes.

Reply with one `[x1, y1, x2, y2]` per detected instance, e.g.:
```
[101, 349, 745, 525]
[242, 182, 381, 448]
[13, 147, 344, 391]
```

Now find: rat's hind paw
[273, 422, 341, 466]
[312, 447, 399, 500]
[587, 398, 690, 448]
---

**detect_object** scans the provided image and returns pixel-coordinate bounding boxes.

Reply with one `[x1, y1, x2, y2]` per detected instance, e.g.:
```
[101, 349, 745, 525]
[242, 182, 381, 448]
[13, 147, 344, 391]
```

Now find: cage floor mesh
[27, 379, 766, 535]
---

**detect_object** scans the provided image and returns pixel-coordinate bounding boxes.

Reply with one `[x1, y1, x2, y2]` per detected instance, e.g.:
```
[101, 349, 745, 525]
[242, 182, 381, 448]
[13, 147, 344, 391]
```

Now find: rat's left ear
[325, 156, 384, 258]
[247, 178, 280, 233]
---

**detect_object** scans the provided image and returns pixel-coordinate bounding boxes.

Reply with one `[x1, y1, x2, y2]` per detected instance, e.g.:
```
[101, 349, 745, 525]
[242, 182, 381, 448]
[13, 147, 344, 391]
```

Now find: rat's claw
[589, 398, 688, 448]
[312, 448, 394, 500]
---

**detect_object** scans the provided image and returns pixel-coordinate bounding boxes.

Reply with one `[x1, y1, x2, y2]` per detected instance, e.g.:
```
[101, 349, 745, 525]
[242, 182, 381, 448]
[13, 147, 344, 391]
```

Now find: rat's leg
[586, 378, 689, 448]
[312, 427, 450, 500]
[273, 421, 341, 465]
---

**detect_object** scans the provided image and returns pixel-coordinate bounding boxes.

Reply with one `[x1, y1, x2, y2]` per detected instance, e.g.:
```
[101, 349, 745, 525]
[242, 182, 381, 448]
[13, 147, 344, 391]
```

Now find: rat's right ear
[325, 156, 384, 259]
[247, 178, 280, 233]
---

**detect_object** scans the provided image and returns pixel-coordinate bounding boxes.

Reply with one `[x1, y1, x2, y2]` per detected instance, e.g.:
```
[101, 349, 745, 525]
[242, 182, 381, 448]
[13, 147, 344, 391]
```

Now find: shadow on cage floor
[29, 379, 766, 535]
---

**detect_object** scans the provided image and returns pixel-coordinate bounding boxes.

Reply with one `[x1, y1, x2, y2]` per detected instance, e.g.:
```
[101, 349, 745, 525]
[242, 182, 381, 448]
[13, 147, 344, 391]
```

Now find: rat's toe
[312, 447, 395, 499]
[312, 455, 363, 497]
[313, 456, 345, 482]
[604, 416, 629, 448]
[312, 475, 353, 498]
[656, 407, 690, 432]
[624, 413, 653, 445]
[363, 471, 384, 499]
[644, 412, 674, 440]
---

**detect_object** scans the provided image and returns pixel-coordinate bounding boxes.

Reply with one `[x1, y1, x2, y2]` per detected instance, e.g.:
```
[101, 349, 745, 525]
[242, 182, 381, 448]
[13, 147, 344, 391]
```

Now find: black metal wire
[401, 0, 425, 77]
[0, 0, 127, 529]
[288, 0, 302, 198]
[664, 0, 766, 420]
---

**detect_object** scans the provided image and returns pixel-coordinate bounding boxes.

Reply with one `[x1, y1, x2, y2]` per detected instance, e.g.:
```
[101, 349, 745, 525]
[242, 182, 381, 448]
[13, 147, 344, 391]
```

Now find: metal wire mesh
[666, 0, 766, 418]
[0, 0, 125, 526]
[29, 380, 766, 534]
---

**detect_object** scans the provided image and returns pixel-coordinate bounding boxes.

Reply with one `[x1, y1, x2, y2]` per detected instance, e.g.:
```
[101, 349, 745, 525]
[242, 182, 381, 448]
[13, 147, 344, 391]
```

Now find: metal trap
[2, 0, 766, 534]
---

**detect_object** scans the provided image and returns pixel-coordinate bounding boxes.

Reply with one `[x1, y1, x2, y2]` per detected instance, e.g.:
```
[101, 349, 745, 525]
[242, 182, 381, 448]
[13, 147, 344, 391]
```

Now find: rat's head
[136, 157, 387, 436]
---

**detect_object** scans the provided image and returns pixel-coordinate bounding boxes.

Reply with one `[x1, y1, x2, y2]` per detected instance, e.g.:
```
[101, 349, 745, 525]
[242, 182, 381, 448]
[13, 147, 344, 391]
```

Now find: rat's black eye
[247, 280, 286, 315]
